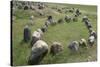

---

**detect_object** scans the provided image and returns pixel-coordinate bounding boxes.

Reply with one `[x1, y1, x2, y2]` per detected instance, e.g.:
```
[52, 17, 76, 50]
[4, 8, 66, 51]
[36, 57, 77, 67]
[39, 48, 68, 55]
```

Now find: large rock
[45, 20, 51, 27]
[41, 25, 48, 33]
[28, 40, 48, 65]
[90, 30, 97, 39]
[84, 20, 92, 29]
[65, 15, 71, 23]
[50, 42, 63, 55]
[82, 16, 89, 22]
[75, 9, 81, 16]
[88, 35, 95, 47]
[79, 38, 87, 48]
[30, 31, 41, 46]
[37, 28, 43, 36]
[29, 15, 34, 25]
[68, 41, 79, 52]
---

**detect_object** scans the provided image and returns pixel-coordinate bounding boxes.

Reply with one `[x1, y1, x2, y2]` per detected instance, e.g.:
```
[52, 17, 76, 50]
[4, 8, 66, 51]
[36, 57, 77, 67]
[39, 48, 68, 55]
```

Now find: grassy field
[12, 2, 97, 66]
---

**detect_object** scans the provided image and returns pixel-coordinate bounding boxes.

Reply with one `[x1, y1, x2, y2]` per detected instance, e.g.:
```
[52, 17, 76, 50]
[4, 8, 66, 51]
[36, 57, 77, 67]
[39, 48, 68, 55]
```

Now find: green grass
[12, 2, 97, 66]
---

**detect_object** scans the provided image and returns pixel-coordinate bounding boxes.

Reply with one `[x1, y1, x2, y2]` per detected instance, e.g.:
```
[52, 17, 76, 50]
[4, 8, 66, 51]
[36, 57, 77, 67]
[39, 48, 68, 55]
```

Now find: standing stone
[23, 25, 31, 42]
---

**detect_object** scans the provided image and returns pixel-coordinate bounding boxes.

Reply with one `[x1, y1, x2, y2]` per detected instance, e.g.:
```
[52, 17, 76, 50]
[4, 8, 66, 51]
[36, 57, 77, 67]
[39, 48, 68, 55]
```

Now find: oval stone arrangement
[20, 3, 97, 65]
[25, 15, 97, 65]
